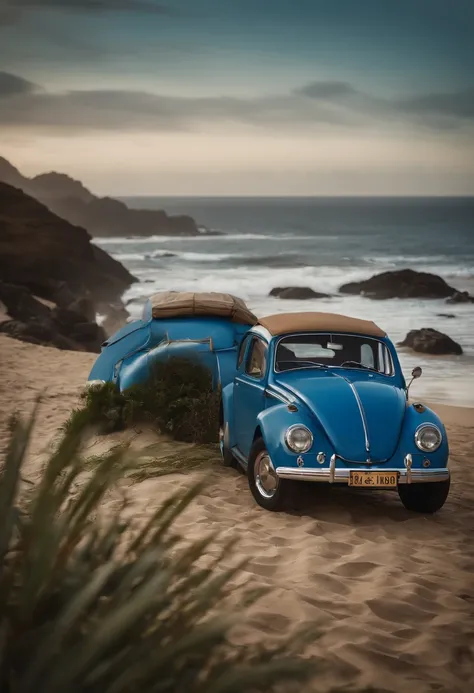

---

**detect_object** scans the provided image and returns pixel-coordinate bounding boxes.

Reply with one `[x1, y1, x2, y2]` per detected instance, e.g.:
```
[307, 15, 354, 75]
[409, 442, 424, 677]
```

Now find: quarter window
[237, 335, 251, 368]
[245, 337, 267, 379]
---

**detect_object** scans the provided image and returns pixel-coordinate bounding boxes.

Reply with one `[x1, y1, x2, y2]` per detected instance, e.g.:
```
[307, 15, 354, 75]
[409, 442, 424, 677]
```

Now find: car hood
[274, 370, 406, 462]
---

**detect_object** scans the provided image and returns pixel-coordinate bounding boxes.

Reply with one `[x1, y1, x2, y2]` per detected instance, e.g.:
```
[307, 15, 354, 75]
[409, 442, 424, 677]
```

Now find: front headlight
[285, 425, 313, 453]
[414, 424, 442, 452]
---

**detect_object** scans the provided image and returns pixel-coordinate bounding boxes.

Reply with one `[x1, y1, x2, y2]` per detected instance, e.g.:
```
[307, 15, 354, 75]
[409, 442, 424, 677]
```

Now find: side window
[245, 337, 267, 379]
[237, 335, 250, 369]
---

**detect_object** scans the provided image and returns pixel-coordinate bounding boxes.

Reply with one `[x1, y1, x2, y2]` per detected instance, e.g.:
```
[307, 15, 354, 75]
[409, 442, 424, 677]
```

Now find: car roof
[257, 312, 386, 338]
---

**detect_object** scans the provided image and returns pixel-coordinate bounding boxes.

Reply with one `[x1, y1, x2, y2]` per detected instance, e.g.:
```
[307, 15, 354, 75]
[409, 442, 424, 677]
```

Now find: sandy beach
[1, 333, 473, 692]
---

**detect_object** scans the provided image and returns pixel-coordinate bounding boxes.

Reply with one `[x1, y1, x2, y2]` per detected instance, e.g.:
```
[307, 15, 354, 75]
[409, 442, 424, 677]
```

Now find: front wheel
[398, 478, 450, 513]
[247, 438, 292, 511]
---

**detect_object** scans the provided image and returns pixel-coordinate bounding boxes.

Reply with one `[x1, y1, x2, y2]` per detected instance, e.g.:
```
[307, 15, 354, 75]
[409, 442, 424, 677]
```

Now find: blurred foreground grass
[0, 403, 320, 693]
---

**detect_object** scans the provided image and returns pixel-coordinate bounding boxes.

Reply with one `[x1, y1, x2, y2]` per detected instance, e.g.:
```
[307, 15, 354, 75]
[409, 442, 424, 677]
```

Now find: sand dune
[1, 334, 473, 692]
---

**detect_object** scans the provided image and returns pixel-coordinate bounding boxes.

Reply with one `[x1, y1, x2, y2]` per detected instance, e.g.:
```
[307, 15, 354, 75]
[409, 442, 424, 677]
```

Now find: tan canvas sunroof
[258, 312, 386, 337]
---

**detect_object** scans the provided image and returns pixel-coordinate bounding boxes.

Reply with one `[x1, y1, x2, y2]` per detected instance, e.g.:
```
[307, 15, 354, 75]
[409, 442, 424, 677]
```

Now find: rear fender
[88, 321, 151, 383]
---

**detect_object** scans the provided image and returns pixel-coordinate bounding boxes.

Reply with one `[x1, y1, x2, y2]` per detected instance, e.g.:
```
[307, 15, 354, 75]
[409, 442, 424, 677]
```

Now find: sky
[0, 0, 473, 195]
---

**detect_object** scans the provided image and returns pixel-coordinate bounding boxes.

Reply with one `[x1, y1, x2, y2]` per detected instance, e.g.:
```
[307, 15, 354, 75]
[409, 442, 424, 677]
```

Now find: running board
[231, 446, 248, 469]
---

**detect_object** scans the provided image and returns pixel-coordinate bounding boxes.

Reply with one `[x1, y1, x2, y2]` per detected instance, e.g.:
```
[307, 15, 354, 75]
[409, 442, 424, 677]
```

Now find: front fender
[256, 404, 331, 467]
[396, 403, 449, 468]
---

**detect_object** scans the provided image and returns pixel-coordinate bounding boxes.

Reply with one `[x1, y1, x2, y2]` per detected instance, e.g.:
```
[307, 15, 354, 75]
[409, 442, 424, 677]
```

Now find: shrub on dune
[0, 408, 317, 693]
[77, 358, 220, 443]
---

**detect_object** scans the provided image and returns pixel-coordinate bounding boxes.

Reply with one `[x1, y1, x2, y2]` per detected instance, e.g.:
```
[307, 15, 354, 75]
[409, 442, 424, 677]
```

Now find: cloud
[0, 71, 38, 97]
[298, 80, 474, 126]
[296, 81, 360, 100]
[397, 89, 474, 120]
[0, 0, 174, 25]
[0, 72, 473, 136]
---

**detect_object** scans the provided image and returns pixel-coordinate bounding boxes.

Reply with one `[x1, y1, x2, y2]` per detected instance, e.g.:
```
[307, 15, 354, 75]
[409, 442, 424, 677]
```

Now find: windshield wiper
[277, 360, 327, 369]
[340, 361, 377, 372]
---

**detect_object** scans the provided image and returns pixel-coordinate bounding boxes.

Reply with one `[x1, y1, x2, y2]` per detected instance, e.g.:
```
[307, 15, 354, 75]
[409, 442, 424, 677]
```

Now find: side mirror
[406, 365, 422, 398]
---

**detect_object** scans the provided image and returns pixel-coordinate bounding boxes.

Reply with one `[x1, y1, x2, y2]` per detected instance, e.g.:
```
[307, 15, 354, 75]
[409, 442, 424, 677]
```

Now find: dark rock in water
[437, 313, 456, 319]
[446, 290, 474, 304]
[270, 286, 331, 300]
[397, 328, 463, 355]
[0, 156, 206, 237]
[339, 269, 459, 300]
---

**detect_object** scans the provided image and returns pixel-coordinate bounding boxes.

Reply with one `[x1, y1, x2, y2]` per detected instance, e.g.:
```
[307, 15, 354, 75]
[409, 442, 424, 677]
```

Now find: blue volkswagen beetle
[87, 292, 449, 515]
[219, 312, 450, 513]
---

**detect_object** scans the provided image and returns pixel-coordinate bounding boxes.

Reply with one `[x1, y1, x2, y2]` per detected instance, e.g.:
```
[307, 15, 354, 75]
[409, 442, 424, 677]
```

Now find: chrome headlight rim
[414, 423, 442, 453]
[285, 424, 313, 454]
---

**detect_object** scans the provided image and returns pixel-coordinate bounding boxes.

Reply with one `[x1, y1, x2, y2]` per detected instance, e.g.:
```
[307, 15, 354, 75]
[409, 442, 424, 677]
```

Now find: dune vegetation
[0, 402, 323, 693]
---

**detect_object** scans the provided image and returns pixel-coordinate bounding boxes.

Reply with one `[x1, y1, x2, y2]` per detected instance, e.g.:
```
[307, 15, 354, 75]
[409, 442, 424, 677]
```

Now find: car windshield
[275, 333, 394, 375]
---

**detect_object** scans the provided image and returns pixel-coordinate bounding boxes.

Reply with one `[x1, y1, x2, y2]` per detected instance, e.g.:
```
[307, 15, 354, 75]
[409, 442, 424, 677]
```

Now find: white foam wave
[95, 232, 319, 245]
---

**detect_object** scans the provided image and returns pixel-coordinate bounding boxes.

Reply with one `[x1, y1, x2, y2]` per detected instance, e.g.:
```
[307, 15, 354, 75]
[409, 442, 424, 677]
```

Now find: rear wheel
[398, 478, 450, 513]
[247, 438, 292, 511]
[219, 423, 234, 467]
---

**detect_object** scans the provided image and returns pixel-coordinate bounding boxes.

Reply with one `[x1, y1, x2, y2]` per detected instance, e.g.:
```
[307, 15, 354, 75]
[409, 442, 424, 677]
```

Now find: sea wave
[95, 232, 324, 245]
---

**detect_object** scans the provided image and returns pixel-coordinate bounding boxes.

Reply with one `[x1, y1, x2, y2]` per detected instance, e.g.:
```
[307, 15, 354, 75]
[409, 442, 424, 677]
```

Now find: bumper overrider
[275, 454, 449, 485]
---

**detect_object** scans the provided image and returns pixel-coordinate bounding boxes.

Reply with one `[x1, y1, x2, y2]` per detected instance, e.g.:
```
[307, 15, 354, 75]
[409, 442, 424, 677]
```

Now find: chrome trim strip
[265, 384, 296, 404]
[338, 374, 370, 456]
[329, 454, 336, 483]
[231, 446, 248, 469]
[234, 377, 265, 392]
[275, 467, 450, 484]
[264, 387, 290, 404]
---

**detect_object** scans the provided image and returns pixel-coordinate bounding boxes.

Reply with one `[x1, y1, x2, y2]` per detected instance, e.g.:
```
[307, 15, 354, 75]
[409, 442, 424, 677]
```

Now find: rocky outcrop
[0, 182, 136, 304]
[270, 287, 331, 300]
[397, 328, 463, 356]
[0, 282, 105, 352]
[0, 182, 137, 351]
[446, 290, 474, 304]
[0, 156, 205, 237]
[339, 269, 467, 300]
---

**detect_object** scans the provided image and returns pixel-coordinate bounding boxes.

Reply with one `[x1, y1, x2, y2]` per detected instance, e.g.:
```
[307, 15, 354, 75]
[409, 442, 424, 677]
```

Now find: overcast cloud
[0, 72, 472, 135]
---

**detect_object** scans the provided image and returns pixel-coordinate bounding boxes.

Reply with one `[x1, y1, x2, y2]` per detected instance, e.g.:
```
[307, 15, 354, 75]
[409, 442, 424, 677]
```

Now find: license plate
[349, 471, 398, 488]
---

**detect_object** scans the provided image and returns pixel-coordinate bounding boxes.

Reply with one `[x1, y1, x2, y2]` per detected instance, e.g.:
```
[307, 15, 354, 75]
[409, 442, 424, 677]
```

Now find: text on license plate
[349, 471, 398, 488]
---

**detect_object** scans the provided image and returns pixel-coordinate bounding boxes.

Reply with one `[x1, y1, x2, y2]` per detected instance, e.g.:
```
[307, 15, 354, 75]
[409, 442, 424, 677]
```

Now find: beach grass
[0, 405, 322, 693]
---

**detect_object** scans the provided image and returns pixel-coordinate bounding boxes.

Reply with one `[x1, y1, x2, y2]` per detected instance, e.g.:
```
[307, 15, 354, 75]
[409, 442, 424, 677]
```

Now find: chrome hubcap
[254, 451, 278, 498]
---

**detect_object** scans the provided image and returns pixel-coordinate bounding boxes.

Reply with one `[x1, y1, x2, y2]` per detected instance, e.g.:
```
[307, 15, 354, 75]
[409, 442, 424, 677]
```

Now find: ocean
[95, 197, 474, 407]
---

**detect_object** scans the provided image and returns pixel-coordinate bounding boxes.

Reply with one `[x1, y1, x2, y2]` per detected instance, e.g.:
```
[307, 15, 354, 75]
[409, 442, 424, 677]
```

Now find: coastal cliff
[0, 157, 203, 237]
[0, 182, 137, 351]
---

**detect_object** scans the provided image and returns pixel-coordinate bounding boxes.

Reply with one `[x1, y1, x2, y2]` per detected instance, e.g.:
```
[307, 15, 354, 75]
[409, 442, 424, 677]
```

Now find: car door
[234, 335, 268, 458]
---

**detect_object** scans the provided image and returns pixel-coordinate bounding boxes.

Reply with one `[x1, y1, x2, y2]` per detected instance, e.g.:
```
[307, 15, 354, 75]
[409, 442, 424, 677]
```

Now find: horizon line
[116, 193, 474, 199]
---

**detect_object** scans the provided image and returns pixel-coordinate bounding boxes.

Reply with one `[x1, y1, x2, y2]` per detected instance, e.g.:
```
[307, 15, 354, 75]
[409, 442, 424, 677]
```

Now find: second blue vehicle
[88, 291, 450, 514]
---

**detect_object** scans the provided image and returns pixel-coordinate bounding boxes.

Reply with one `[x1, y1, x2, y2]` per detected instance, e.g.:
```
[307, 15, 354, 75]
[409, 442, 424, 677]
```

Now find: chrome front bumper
[275, 467, 450, 484]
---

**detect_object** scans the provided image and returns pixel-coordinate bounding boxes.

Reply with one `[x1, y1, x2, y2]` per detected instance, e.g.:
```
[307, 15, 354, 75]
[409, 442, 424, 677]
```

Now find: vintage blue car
[219, 311, 450, 513]
[88, 292, 450, 514]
